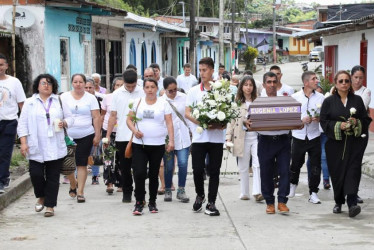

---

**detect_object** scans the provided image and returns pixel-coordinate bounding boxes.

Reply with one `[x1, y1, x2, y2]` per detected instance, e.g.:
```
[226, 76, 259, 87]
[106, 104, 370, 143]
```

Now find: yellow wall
[289, 37, 312, 55]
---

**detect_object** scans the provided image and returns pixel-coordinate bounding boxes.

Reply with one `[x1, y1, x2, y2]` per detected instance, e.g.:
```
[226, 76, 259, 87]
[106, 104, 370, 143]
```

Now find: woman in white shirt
[127, 78, 174, 215]
[226, 76, 263, 202]
[18, 74, 74, 217]
[161, 77, 191, 203]
[60, 74, 101, 203]
[351, 65, 371, 204]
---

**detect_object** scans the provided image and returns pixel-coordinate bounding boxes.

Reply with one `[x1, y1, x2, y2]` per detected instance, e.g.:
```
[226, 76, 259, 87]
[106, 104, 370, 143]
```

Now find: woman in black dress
[320, 70, 371, 218]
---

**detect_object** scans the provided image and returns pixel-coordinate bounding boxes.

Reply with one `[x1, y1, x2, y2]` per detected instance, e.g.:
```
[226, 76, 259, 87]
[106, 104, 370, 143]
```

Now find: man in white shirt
[149, 63, 164, 90]
[289, 71, 325, 204]
[105, 69, 145, 203]
[260, 65, 294, 97]
[186, 57, 225, 216]
[0, 53, 26, 193]
[256, 71, 291, 214]
[176, 63, 198, 93]
[126, 64, 143, 87]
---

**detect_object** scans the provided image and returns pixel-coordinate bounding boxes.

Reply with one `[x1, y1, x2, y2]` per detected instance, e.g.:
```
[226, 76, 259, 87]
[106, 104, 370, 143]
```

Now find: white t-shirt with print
[186, 84, 225, 144]
[0, 76, 26, 120]
[60, 91, 99, 139]
[131, 97, 172, 145]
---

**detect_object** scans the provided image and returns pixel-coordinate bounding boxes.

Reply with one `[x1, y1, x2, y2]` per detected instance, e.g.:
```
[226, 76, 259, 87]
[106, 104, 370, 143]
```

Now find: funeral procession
[1, 0, 374, 249]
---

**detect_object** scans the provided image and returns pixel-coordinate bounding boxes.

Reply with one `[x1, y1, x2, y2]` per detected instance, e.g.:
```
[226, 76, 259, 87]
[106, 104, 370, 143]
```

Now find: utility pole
[219, 0, 224, 66]
[245, 0, 248, 45]
[189, 0, 196, 75]
[197, 0, 200, 28]
[231, 0, 235, 74]
[179, 1, 186, 27]
[12, 0, 17, 77]
[272, 0, 277, 64]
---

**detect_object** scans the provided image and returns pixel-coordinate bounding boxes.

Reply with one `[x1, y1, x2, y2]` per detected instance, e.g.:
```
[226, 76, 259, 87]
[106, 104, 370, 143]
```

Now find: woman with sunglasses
[18, 74, 74, 217]
[161, 76, 191, 203]
[320, 70, 371, 218]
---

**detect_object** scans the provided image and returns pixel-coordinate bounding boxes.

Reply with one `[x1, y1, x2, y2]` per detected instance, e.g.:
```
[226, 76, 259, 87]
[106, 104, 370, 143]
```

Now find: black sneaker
[205, 202, 220, 216]
[122, 192, 132, 203]
[92, 176, 99, 185]
[133, 201, 144, 215]
[192, 195, 205, 212]
[0, 183, 4, 194]
[3, 178, 11, 189]
[148, 202, 159, 213]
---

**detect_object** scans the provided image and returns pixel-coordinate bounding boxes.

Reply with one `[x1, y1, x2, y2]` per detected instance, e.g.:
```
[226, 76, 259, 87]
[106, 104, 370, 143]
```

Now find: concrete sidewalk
[1, 146, 374, 249]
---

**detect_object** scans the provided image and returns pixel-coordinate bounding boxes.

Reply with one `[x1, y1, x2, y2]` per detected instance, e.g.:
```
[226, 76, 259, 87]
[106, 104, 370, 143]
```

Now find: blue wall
[44, 7, 91, 87]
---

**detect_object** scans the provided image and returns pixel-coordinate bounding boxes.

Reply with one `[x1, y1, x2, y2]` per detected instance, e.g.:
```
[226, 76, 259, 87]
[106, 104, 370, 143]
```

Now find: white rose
[361, 134, 367, 138]
[193, 109, 200, 118]
[350, 107, 357, 115]
[316, 103, 322, 109]
[207, 111, 217, 120]
[128, 99, 135, 108]
[196, 126, 204, 134]
[197, 102, 204, 108]
[101, 138, 109, 144]
[231, 102, 238, 109]
[226, 141, 234, 148]
[208, 100, 217, 107]
[217, 111, 226, 121]
[324, 92, 331, 97]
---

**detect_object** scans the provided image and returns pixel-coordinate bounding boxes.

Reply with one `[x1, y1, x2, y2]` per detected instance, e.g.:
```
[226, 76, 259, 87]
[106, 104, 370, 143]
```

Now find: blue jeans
[163, 147, 190, 189]
[92, 165, 100, 177]
[0, 120, 17, 184]
[307, 133, 329, 181]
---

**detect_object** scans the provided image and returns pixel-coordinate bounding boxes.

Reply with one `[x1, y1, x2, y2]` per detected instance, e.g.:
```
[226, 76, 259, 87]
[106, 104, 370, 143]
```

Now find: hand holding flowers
[340, 107, 359, 160]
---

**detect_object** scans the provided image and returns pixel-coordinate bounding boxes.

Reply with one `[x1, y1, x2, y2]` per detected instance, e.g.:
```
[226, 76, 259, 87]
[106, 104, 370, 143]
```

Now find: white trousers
[237, 137, 261, 197]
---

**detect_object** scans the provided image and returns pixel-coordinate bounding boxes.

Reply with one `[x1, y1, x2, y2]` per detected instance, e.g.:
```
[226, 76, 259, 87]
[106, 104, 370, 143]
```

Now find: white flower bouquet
[190, 79, 241, 133]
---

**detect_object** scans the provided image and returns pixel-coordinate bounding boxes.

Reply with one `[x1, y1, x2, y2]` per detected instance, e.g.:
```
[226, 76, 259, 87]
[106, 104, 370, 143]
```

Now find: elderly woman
[61, 74, 101, 203]
[320, 70, 371, 218]
[226, 76, 263, 202]
[18, 74, 74, 217]
[161, 76, 191, 203]
[127, 78, 174, 215]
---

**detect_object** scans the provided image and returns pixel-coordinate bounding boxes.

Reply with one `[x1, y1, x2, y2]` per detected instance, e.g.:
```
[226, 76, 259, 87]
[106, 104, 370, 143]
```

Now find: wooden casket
[249, 96, 302, 131]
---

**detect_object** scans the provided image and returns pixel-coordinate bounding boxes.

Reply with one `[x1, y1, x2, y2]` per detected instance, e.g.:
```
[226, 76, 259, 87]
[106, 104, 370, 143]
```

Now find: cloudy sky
[295, 0, 364, 4]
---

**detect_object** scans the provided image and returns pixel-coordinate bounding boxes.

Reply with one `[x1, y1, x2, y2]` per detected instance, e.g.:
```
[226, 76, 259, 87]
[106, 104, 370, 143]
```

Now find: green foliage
[243, 47, 259, 71]
[318, 74, 334, 94]
[10, 151, 26, 167]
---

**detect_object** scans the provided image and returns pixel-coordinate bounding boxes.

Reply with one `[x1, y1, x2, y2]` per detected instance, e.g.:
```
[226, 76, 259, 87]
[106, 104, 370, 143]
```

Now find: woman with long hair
[320, 70, 371, 217]
[226, 76, 263, 202]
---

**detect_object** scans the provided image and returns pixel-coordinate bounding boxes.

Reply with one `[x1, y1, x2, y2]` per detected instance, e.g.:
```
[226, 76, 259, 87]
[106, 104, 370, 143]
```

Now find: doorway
[60, 38, 70, 92]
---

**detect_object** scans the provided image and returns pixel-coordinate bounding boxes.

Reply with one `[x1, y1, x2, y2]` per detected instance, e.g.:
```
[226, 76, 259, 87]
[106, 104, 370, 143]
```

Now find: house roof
[0, 25, 11, 37]
[293, 14, 374, 39]
[239, 28, 292, 37]
[45, 0, 128, 16]
[167, 16, 245, 24]
[124, 12, 189, 34]
[326, 3, 374, 22]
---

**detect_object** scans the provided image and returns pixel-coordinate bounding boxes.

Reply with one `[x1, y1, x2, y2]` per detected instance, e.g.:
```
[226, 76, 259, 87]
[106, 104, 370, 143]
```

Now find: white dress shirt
[354, 86, 371, 110]
[161, 92, 191, 150]
[261, 83, 294, 97]
[176, 73, 198, 93]
[291, 89, 325, 140]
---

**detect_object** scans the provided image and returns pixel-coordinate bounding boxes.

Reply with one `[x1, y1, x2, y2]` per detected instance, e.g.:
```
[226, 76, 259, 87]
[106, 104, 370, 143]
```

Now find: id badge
[48, 126, 54, 137]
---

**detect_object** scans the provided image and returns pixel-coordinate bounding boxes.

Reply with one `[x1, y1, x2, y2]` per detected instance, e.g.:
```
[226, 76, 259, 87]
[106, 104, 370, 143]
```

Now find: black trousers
[132, 143, 165, 203]
[191, 142, 223, 203]
[116, 141, 133, 194]
[0, 120, 17, 184]
[29, 158, 63, 207]
[290, 136, 321, 194]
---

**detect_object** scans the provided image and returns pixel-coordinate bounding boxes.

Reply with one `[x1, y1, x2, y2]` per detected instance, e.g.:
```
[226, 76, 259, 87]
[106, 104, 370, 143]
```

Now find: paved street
[0, 152, 374, 250]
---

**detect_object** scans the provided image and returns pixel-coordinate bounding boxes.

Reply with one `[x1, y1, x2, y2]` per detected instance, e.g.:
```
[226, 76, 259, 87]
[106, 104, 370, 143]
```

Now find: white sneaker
[288, 184, 297, 198]
[308, 192, 321, 204]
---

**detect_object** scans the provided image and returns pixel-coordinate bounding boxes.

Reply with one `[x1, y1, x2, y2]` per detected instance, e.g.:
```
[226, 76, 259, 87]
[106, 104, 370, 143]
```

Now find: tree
[243, 46, 258, 71]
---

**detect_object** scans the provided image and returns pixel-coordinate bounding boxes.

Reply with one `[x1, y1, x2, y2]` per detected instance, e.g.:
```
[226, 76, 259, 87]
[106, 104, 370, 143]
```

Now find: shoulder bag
[125, 98, 142, 159]
[58, 96, 77, 175]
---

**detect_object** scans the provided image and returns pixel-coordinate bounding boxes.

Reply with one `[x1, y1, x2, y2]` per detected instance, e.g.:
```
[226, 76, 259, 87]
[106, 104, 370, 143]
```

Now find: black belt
[258, 134, 289, 141]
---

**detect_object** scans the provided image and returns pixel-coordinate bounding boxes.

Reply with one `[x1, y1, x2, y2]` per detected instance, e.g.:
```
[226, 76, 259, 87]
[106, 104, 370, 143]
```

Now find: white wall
[125, 31, 161, 75]
[324, 29, 374, 108]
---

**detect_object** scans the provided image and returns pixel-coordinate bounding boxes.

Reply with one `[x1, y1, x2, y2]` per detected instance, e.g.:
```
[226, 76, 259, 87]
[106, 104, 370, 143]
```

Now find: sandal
[106, 187, 114, 194]
[157, 188, 165, 195]
[69, 188, 77, 198]
[44, 208, 54, 217]
[77, 195, 86, 203]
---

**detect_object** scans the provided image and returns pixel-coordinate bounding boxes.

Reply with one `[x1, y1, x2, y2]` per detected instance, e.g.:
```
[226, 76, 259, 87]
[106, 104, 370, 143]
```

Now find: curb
[0, 173, 32, 211]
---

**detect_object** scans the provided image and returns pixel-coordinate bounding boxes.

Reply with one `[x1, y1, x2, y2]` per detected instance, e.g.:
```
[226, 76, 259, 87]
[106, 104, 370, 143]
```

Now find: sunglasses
[40, 81, 52, 86]
[338, 79, 350, 84]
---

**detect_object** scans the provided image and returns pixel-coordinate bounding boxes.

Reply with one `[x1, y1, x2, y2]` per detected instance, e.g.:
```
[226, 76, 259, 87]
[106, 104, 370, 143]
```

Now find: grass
[10, 150, 27, 168]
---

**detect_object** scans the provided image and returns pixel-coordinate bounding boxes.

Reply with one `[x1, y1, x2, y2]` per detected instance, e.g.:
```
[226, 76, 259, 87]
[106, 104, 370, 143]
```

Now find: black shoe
[133, 201, 144, 215]
[148, 202, 159, 213]
[91, 176, 99, 185]
[3, 178, 11, 189]
[0, 183, 5, 194]
[192, 195, 206, 212]
[357, 195, 364, 204]
[204, 202, 220, 216]
[349, 205, 361, 218]
[122, 192, 132, 203]
[333, 204, 342, 214]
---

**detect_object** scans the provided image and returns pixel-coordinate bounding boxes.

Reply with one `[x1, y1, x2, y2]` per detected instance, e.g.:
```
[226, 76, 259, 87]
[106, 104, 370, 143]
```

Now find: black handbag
[93, 146, 103, 166]
[58, 96, 77, 175]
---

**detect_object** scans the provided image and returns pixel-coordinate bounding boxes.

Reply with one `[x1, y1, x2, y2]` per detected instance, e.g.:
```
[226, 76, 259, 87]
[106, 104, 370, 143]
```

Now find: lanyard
[38, 98, 53, 126]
